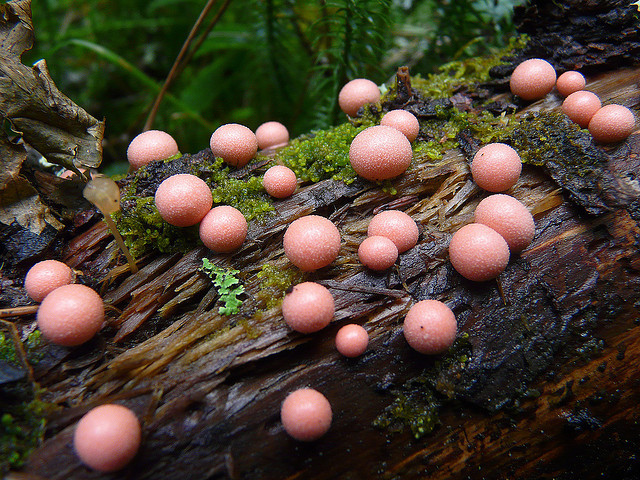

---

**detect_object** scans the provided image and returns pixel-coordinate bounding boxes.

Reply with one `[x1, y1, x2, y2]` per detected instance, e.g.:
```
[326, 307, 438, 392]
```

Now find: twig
[0, 305, 39, 319]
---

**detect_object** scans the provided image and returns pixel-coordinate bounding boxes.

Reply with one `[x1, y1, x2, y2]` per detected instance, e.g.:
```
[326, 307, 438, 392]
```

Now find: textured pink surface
[588, 104, 636, 143]
[335, 324, 369, 358]
[562, 91, 602, 128]
[281, 388, 332, 441]
[37, 284, 104, 346]
[338, 78, 381, 117]
[199, 205, 247, 253]
[349, 125, 413, 181]
[358, 235, 398, 271]
[255, 121, 289, 150]
[283, 215, 341, 271]
[556, 71, 586, 97]
[449, 223, 510, 282]
[380, 109, 420, 142]
[154, 174, 213, 227]
[510, 58, 557, 101]
[403, 300, 457, 355]
[209, 123, 258, 167]
[73, 404, 141, 472]
[474, 194, 535, 253]
[471, 143, 522, 193]
[126, 130, 179, 170]
[367, 210, 419, 253]
[263, 165, 297, 199]
[24, 259, 73, 302]
[282, 282, 335, 334]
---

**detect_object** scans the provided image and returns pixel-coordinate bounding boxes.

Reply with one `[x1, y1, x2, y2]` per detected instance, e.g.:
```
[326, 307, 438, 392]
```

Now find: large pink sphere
[474, 194, 535, 253]
[380, 109, 420, 142]
[556, 71, 586, 97]
[126, 130, 179, 170]
[37, 284, 104, 346]
[449, 223, 510, 282]
[154, 174, 213, 227]
[588, 104, 636, 143]
[283, 215, 341, 271]
[335, 324, 369, 358]
[199, 205, 247, 253]
[338, 78, 381, 117]
[349, 125, 413, 181]
[282, 282, 334, 334]
[255, 121, 289, 150]
[562, 91, 602, 128]
[403, 300, 457, 355]
[281, 388, 332, 441]
[471, 143, 522, 192]
[210, 123, 258, 168]
[263, 165, 297, 199]
[358, 235, 398, 271]
[73, 404, 141, 472]
[24, 259, 73, 303]
[367, 210, 419, 253]
[510, 58, 557, 101]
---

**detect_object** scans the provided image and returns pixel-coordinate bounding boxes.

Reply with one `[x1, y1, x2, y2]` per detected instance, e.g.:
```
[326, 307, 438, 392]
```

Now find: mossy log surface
[10, 64, 639, 479]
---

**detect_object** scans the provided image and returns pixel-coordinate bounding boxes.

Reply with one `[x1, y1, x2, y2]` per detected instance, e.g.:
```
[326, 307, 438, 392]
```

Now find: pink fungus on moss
[281, 388, 332, 441]
[127, 130, 179, 170]
[449, 223, 510, 282]
[509, 58, 556, 101]
[199, 205, 247, 253]
[471, 143, 522, 192]
[282, 282, 334, 334]
[154, 174, 213, 227]
[256, 121, 289, 150]
[263, 165, 297, 199]
[380, 109, 420, 142]
[403, 299, 457, 355]
[283, 215, 341, 271]
[24, 260, 73, 303]
[367, 210, 419, 253]
[338, 78, 380, 117]
[349, 125, 413, 181]
[209, 123, 258, 168]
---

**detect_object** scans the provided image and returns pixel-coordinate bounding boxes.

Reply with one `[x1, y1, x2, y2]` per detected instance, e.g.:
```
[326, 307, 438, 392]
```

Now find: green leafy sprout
[200, 258, 245, 316]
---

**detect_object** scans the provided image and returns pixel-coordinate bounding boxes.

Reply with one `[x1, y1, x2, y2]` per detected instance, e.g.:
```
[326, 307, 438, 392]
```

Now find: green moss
[256, 263, 305, 309]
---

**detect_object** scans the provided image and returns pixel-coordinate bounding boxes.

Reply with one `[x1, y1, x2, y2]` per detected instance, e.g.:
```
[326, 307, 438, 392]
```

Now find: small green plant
[200, 258, 245, 315]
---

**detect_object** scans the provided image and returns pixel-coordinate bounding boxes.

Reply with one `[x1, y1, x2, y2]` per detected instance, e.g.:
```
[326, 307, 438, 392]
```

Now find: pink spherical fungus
[36, 284, 104, 346]
[449, 223, 510, 282]
[380, 109, 420, 142]
[73, 404, 141, 472]
[24, 260, 73, 303]
[588, 104, 636, 143]
[403, 300, 457, 355]
[335, 324, 369, 358]
[474, 194, 535, 253]
[367, 210, 419, 253]
[263, 165, 297, 199]
[255, 121, 289, 150]
[510, 58, 557, 101]
[338, 78, 381, 117]
[281, 388, 332, 442]
[127, 130, 179, 170]
[562, 91, 602, 128]
[209, 123, 258, 168]
[199, 205, 247, 253]
[556, 71, 586, 97]
[282, 282, 335, 334]
[154, 174, 213, 227]
[471, 143, 522, 193]
[349, 125, 413, 181]
[283, 215, 341, 271]
[358, 235, 398, 271]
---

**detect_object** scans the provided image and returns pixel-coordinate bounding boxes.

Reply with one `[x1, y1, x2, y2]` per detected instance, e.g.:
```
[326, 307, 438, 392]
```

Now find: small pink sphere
[255, 121, 289, 150]
[403, 300, 457, 355]
[349, 125, 413, 181]
[474, 194, 535, 253]
[199, 205, 247, 253]
[127, 130, 179, 170]
[154, 174, 213, 227]
[210, 123, 258, 168]
[338, 78, 381, 117]
[24, 260, 73, 303]
[471, 143, 522, 192]
[335, 324, 369, 358]
[281, 388, 332, 441]
[449, 223, 510, 282]
[282, 282, 334, 333]
[263, 165, 297, 199]
[283, 215, 341, 271]
[510, 58, 557, 101]
[367, 210, 419, 253]
[562, 91, 602, 128]
[358, 235, 398, 271]
[588, 104, 636, 143]
[556, 71, 586, 97]
[73, 404, 141, 472]
[380, 110, 420, 142]
[37, 284, 104, 346]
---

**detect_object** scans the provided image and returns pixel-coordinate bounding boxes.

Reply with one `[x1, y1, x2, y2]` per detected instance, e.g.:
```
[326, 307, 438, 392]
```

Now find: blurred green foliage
[25, 0, 523, 173]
